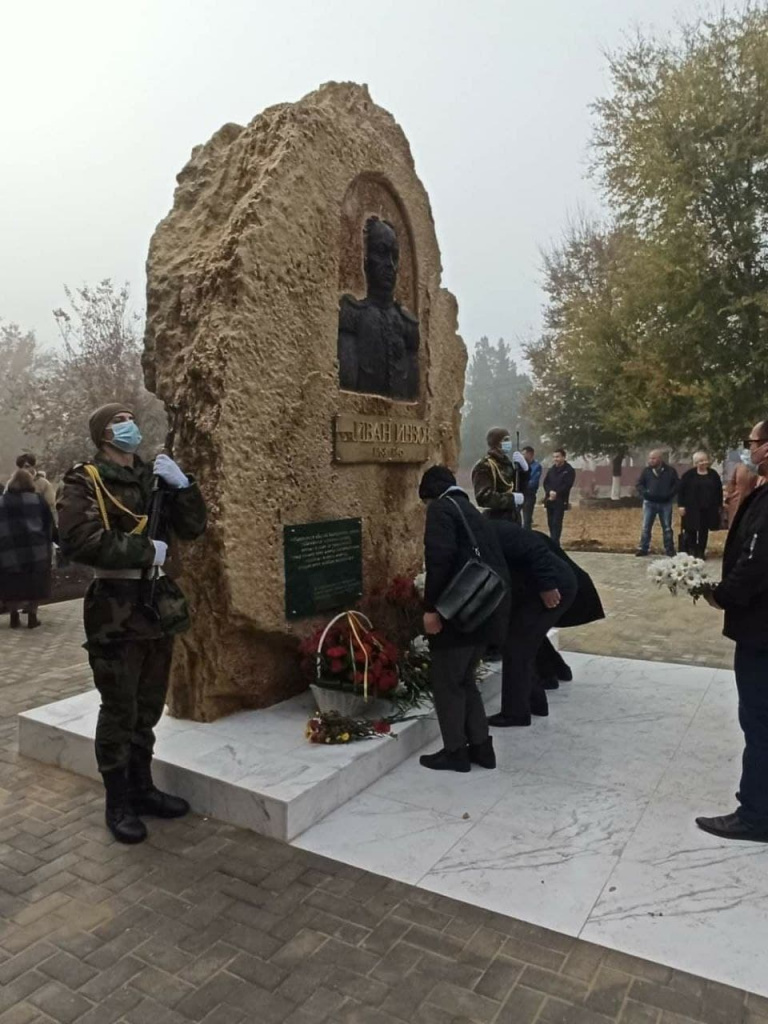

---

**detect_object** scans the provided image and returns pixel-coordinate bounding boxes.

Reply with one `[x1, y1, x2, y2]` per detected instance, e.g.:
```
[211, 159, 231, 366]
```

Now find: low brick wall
[531, 504, 728, 556]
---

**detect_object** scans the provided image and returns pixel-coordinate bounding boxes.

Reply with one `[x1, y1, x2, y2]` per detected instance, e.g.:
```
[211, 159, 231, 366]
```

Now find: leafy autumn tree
[13, 281, 166, 478]
[590, 7, 768, 450]
[461, 337, 536, 467]
[526, 220, 655, 494]
[0, 322, 42, 481]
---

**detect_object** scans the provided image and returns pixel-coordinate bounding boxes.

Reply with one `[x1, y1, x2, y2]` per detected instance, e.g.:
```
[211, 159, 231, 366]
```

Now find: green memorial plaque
[284, 518, 363, 620]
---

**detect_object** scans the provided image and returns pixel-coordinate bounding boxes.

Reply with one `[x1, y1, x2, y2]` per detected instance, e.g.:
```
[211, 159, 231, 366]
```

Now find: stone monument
[144, 82, 466, 721]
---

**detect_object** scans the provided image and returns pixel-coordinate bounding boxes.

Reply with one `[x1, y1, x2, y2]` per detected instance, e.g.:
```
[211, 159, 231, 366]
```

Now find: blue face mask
[109, 420, 142, 453]
[500, 440, 513, 454]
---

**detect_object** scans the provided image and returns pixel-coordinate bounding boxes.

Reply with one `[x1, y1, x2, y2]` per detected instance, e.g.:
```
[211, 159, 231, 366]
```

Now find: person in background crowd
[0, 469, 54, 629]
[16, 454, 57, 523]
[542, 449, 575, 546]
[635, 450, 679, 557]
[724, 453, 759, 526]
[472, 427, 530, 526]
[678, 452, 723, 559]
[487, 521, 577, 727]
[418, 465, 510, 772]
[58, 402, 207, 844]
[521, 446, 542, 529]
[697, 421, 768, 842]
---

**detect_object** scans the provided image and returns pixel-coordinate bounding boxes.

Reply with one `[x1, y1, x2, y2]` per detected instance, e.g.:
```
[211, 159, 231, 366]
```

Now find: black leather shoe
[27, 612, 41, 629]
[102, 770, 148, 844]
[696, 811, 768, 842]
[531, 694, 549, 717]
[468, 738, 496, 769]
[541, 677, 560, 691]
[488, 712, 531, 728]
[556, 664, 573, 682]
[131, 787, 190, 819]
[635, 551, 648, 557]
[419, 747, 471, 772]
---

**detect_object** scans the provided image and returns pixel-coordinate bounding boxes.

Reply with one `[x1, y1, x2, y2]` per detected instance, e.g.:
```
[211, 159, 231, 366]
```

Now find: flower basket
[310, 684, 369, 717]
[304, 610, 399, 715]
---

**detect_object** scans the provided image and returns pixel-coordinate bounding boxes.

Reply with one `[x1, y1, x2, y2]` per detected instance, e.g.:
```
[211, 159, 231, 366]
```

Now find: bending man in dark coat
[419, 466, 510, 773]
[487, 522, 578, 726]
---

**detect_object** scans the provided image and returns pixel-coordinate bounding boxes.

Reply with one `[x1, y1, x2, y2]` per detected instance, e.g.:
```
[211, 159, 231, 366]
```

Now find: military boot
[128, 747, 190, 819]
[102, 770, 147, 844]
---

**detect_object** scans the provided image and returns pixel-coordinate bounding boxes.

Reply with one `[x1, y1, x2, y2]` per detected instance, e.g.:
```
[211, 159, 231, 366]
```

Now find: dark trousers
[89, 637, 174, 774]
[522, 492, 537, 530]
[429, 644, 487, 751]
[683, 527, 709, 558]
[733, 643, 768, 828]
[546, 504, 566, 546]
[501, 584, 576, 718]
[536, 635, 569, 680]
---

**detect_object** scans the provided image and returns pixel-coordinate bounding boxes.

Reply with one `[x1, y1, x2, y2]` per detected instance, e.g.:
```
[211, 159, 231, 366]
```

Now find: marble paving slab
[17, 670, 500, 843]
[293, 652, 768, 998]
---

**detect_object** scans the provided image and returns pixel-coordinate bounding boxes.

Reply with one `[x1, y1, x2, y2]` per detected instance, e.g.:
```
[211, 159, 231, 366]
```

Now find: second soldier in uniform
[58, 403, 207, 844]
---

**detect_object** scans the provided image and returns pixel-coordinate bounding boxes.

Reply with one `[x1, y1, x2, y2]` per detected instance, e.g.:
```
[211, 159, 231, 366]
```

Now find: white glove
[154, 454, 189, 489]
[513, 492, 524, 507]
[151, 539, 168, 566]
[512, 451, 528, 472]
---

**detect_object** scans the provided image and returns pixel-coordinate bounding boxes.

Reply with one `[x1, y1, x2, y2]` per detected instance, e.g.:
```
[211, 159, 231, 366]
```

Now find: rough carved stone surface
[144, 82, 466, 721]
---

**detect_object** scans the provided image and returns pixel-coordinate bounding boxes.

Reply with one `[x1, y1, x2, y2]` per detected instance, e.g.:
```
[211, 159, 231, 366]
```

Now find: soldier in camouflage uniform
[57, 402, 207, 844]
[471, 427, 530, 525]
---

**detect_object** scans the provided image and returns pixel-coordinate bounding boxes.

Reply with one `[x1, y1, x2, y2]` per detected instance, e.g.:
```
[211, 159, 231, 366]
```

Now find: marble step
[18, 668, 502, 842]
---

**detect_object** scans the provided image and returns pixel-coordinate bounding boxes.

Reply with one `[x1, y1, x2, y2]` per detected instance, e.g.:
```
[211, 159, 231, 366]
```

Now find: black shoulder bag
[435, 497, 508, 633]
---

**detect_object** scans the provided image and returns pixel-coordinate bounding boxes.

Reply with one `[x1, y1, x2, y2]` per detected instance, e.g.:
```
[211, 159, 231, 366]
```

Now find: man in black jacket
[487, 522, 578, 727]
[419, 466, 510, 772]
[635, 450, 679, 556]
[697, 422, 768, 842]
[542, 449, 576, 546]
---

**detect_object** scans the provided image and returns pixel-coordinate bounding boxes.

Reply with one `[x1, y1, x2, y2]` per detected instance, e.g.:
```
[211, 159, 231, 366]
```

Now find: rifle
[514, 430, 521, 491]
[143, 405, 179, 619]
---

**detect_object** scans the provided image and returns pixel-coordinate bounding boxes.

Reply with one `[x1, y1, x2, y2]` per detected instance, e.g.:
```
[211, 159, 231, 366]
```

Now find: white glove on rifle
[151, 539, 168, 566]
[512, 451, 528, 472]
[513, 492, 524, 507]
[154, 454, 189, 489]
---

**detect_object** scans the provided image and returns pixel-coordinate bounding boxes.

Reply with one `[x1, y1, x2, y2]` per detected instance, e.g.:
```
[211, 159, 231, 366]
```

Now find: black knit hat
[486, 426, 510, 450]
[88, 402, 134, 448]
[419, 465, 456, 500]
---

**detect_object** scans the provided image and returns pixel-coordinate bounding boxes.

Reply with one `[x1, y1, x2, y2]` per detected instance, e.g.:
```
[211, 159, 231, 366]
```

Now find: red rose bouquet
[299, 611, 399, 700]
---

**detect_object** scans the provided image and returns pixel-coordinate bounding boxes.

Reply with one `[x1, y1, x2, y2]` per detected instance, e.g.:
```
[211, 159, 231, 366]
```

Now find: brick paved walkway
[2, 597, 765, 1023]
[559, 553, 733, 671]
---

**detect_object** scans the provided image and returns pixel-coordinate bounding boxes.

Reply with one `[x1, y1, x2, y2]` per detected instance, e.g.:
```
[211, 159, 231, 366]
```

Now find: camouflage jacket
[57, 454, 207, 647]
[471, 452, 530, 522]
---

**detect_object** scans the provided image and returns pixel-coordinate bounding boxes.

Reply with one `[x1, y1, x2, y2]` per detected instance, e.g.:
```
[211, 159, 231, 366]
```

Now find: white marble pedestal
[18, 669, 501, 842]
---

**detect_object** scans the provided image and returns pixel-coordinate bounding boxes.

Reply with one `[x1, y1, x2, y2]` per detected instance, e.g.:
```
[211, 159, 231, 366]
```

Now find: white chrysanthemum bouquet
[647, 553, 716, 603]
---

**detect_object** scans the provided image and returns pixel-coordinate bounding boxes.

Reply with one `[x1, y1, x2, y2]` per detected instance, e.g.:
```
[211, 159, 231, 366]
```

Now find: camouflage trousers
[88, 636, 175, 774]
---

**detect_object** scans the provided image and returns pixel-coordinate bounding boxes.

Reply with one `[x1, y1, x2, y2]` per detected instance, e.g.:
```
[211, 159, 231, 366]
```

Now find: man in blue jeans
[698, 421, 768, 842]
[635, 450, 679, 556]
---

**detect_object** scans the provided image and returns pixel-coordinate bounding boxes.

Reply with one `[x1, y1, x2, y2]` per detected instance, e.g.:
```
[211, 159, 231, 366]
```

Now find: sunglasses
[743, 438, 768, 446]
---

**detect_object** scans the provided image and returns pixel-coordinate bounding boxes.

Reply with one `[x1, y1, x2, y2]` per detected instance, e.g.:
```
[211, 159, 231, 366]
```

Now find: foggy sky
[1, 0, 736, 364]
